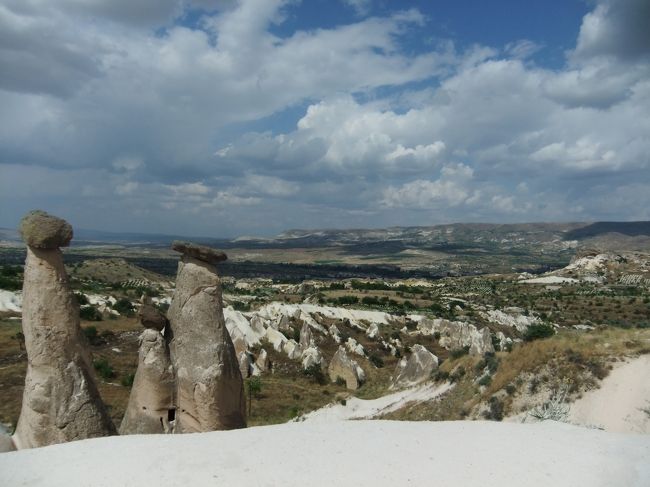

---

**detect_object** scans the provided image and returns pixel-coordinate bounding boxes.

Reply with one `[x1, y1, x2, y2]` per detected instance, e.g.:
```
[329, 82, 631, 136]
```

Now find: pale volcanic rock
[255, 349, 269, 372]
[283, 339, 302, 360]
[345, 337, 365, 357]
[19, 210, 73, 249]
[391, 344, 439, 389]
[265, 327, 288, 352]
[120, 329, 174, 435]
[301, 347, 323, 370]
[299, 321, 313, 349]
[328, 346, 365, 390]
[366, 323, 379, 339]
[14, 212, 116, 449]
[238, 352, 253, 379]
[0, 426, 15, 452]
[415, 317, 494, 355]
[167, 245, 246, 432]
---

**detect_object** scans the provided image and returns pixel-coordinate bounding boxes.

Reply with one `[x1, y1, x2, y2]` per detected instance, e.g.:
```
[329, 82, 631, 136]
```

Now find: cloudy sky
[0, 0, 648, 237]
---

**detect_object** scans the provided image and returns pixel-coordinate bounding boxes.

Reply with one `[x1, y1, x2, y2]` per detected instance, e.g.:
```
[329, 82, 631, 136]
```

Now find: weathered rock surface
[283, 339, 302, 360]
[392, 344, 439, 389]
[0, 426, 15, 453]
[238, 351, 253, 379]
[417, 317, 494, 355]
[120, 329, 174, 435]
[255, 349, 269, 372]
[299, 321, 313, 349]
[328, 346, 365, 390]
[14, 213, 115, 449]
[171, 240, 228, 265]
[301, 346, 322, 370]
[167, 248, 246, 432]
[19, 210, 73, 249]
[138, 302, 168, 331]
[366, 323, 379, 339]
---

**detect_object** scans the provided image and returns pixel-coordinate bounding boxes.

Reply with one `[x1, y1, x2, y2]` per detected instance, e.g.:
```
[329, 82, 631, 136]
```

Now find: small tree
[246, 376, 262, 417]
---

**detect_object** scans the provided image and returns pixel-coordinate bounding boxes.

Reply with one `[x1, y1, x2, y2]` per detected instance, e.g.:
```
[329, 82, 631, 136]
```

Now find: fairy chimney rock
[120, 329, 175, 435]
[167, 242, 246, 432]
[13, 211, 115, 449]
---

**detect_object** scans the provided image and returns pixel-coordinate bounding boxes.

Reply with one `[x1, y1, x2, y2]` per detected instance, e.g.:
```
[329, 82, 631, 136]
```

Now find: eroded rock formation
[167, 241, 246, 432]
[119, 328, 174, 435]
[391, 344, 439, 389]
[14, 211, 116, 449]
[328, 346, 365, 390]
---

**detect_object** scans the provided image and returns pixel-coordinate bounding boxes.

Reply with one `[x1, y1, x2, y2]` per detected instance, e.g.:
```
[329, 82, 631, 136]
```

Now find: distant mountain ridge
[1, 221, 649, 251]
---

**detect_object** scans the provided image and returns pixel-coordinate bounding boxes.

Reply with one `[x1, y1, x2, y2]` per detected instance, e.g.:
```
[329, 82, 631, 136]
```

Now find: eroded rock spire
[14, 210, 116, 449]
[119, 296, 174, 434]
[167, 241, 246, 432]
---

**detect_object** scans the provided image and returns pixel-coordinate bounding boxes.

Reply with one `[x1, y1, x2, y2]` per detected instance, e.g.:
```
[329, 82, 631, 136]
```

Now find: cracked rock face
[328, 346, 365, 390]
[14, 213, 115, 449]
[391, 344, 439, 389]
[167, 248, 246, 432]
[119, 329, 175, 435]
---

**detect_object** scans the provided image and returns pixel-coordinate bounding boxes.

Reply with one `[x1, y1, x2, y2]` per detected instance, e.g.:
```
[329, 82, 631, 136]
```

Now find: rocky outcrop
[299, 321, 313, 349]
[238, 352, 253, 378]
[391, 344, 438, 389]
[13, 211, 116, 449]
[0, 426, 15, 453]
[255, 349, 269, 372]
[328, 346, 365, 390]
[167, 243, 246, 432]
[137, 300, 168, 331]
[301, 346, 322, 370]
[119, 329, 174, 434]
[283, 339, 302, 360]
[417, 317, 494, 355]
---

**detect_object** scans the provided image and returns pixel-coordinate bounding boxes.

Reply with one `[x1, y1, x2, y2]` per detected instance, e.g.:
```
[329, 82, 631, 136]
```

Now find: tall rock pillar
[120, 298, 174, 434]
[14, 211, 116, 449]
[167, 241, 246, 432]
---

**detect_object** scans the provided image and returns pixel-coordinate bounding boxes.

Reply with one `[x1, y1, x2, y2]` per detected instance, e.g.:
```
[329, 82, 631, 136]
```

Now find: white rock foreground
[1, 421, 648, 487]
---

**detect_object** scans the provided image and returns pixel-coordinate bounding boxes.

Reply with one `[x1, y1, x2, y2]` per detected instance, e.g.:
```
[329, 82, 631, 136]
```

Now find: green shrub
[336, 295, 359, 306]
[80, 305, 102, 322]
[483, 396, 504, 421]
[449, 346, 470, 359]
[303, 364, 327, 385]
[121, 372, 135, 387]
[113, 298, 135, 317]
[93, 358, 115, 380]
[368, 353, 384, 368]
[478, 374, 492, 386]
[361, 296, 382, 306]
[232, 300, 251, 312]
[523, 324, 555, 342]
[435, 370, 450, 382]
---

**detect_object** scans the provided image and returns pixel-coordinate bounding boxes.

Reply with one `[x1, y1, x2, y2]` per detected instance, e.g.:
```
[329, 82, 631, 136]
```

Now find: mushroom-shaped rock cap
[171, 240, 227, 265]
[19, 210, 73, 249]
[138, 303, 168, 331]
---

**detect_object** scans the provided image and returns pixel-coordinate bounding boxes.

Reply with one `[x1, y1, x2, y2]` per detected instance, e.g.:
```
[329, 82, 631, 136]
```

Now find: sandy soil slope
[569, 354, 650, 433]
